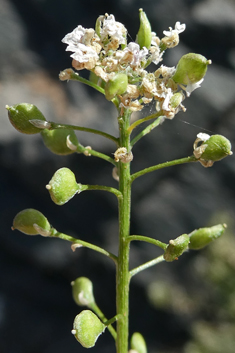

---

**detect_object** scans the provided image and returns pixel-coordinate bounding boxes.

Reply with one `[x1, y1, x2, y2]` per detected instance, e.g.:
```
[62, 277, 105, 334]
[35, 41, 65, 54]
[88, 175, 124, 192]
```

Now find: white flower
[162, 88, 173, 111]
[122, 42, 148, 68]
[185, 78, 204, 97]
[101, 14, 127, 45]
[163, 22, 186, 37]
[71, 44, 98, 63]
[197, 132, 210, 142]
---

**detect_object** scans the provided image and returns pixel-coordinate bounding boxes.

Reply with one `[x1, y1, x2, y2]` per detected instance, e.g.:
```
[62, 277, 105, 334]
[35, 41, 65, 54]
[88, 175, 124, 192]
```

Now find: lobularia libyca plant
[7, 9, 232, 353]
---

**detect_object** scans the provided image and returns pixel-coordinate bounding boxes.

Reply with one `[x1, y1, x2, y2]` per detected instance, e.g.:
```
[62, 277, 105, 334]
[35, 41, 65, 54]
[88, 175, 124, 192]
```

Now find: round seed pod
[105, 73, 128, 101]
[41, 129, 78, 155]
[136, 8, 152, 49]
[169, 91, 184, 109]
[71, 277, 95, 307]
[172, 53, 211, 85]
[189, 224, 226, 250]
[12, 209, 51, 235]
[164, 234, 190, 262]
[200, 135, 232, 162]
[6, 103, 47, 134]
[130, 332, 147, 353]
[46, 167, 82, 205]
[72, 310, 106, 348]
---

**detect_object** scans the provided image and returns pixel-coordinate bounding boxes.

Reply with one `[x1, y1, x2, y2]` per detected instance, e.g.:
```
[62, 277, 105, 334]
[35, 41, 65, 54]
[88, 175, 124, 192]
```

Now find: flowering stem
[50, 228, 118, 263]
[116, 109, 132, 353]
[130, 116, 165, 147]
[126, 235, 167, 250]
[69, 71, 105, 95]
[48, 122, 119, 145]
[83, 184, 123, 199]
[129, 255, 165, 279]
[128, 110, 164, 134]
[77, 145, 117, 166]
[131, 155, 198, 183]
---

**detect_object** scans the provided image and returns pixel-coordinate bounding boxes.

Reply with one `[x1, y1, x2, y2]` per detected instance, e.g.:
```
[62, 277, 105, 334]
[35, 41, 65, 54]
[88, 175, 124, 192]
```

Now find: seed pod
[72, 310, 106, 348]
[105, 73, 128, 101]
[130, 332, 147, 353]
[189, 224, 226, 250]
[169, 91, 184, 109]
[46, 167, 83, 205]
[200, 135, 232, 162]
[71, 277, 95, 307]
[12, 209, 51, 235]
[172, 53, 211, 85]
[164, 234, 190, 262]
[6, 103, 47, 134]
[136, 8, 152, 49]
[41, 129, 78, 155]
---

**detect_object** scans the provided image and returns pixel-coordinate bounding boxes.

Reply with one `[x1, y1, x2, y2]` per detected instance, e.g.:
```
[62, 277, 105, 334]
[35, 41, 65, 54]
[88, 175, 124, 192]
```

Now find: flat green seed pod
[6, 103, 46, 134]
[201, 135, 232, 162]
[105, 73, 128, 101]
[172, 53, 210, 85]
[72, 310, 105, 348]
[41, 129, 78, 155]
[137, 8, 152, 49]
[164, 234, 190, 262]
[131, 332, 147, 353]
[189, 224, 226, 250]
[72, 277, 95, 307]
[46, 167, 82, 205]
[13, 209, 51, 235]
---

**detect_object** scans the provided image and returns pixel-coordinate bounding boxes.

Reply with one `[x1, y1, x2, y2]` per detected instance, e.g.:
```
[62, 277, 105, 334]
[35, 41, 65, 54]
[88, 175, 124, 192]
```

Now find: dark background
[1, 0, 235, 352]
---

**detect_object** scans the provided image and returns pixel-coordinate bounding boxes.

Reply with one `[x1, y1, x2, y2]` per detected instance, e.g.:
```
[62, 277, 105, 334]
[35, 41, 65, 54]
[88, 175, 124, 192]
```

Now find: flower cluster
[61, 11, 209, 119]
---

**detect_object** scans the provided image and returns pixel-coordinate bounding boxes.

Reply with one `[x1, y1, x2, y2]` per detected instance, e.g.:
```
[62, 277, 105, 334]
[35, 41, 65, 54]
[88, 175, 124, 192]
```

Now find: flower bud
[46, 167, 83, 205]
[189, 224, 226, 250]
[12, 209, 51, 235]
[172, 53, 211, 85]
[105, 73, 128, 101]
[71, 277, 95, 307]
[164, 234, 189, 262]
[41, 129, 78, 155]
[200, 135, 232, 162]
[136, 8, 152, 49]
[72, 310, 106, 348]
[6, 103, 47, 134]
[130, 332, 147, 353]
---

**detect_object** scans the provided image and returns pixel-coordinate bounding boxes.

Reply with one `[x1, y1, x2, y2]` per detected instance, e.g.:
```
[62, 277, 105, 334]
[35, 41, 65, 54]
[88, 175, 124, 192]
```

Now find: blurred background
[1, 0, 235, 352]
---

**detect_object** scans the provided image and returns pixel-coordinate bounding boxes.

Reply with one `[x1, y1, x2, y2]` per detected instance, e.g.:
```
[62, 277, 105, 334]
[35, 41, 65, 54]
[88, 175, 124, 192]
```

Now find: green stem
[131, 155, 198, 183]
[50, 229, 118, 264]
[90, 302, 117, 340]
[126, 235, 167, 250]
[129, 255, 165, 279]
[131, 116, 165, 147]
[116, 109, 132, 353]
[48, 122, 119, 146]
[128, 110, 164, 134]
[84, 184, 123, 199]
[69, 71, 105, 95]
[77, 145, 117, 166]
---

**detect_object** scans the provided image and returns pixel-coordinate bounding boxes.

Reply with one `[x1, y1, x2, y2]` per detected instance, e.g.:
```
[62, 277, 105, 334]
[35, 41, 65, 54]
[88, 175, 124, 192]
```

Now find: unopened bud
[164, 234, 189, 262]
[130, 332, 147, 353]
[189, 224, 226, 250]
[72, 310, 106, 348]
[105, 73, 128, 101]
[46, 167, 83, 205]
[71, 277, 95, 307]
[12, 209, 51, 236]
[6, 103, 47, 134]
[172, 53, 211, 85]
[41, 129, 78, 155]
[136, 8, 152, 49]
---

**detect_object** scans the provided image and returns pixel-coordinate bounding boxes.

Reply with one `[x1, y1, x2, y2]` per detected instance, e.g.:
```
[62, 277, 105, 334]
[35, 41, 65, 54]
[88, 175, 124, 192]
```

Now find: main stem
[116, 109, 132, 353]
